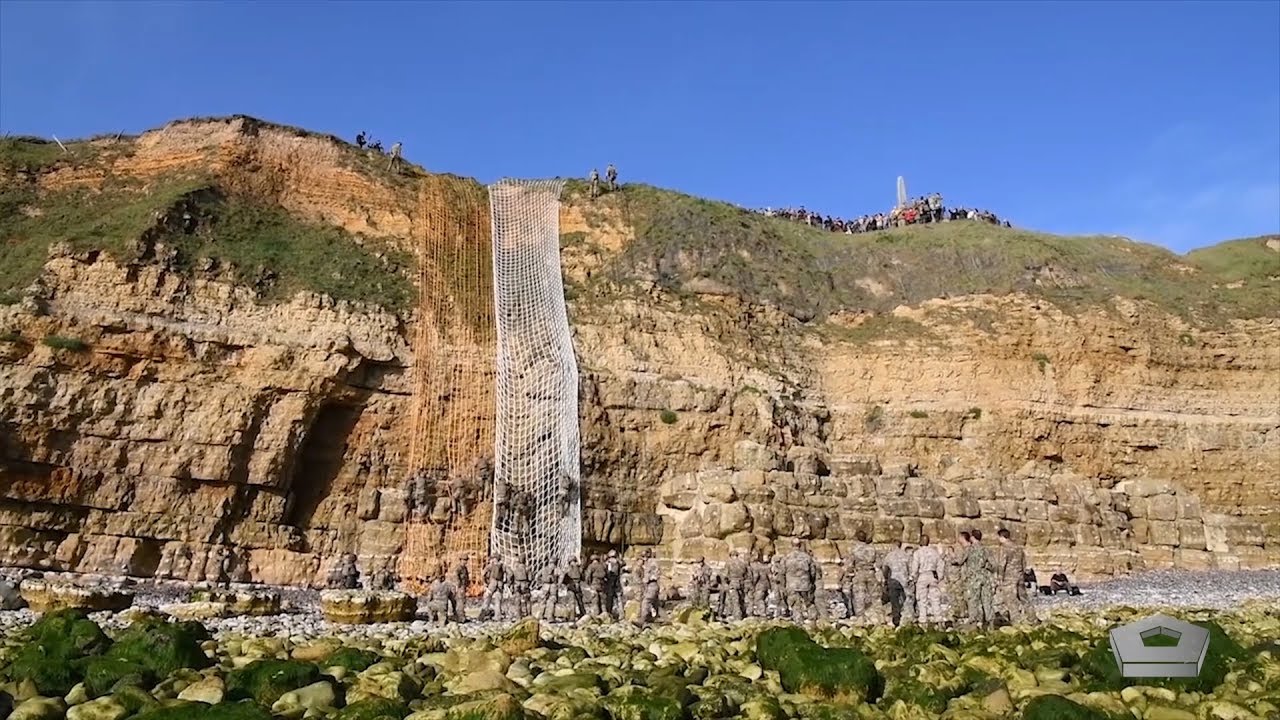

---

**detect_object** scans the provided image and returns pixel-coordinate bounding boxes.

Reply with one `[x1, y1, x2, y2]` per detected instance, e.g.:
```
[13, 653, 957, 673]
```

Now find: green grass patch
[1032, 352, 1050, 373]
[1141, 632, 1181, 647]
[0, 329, 20, 342]
[0, 175, 414, 312]
[909, 410, 929, 419]
[43, 335, 87, 351]
[659, 409, 678, 425]
[592, 185, 1277, 326]
[864, 404, 884, 431]
[965, 407, 982, 420]
[756, 626, 883, 704]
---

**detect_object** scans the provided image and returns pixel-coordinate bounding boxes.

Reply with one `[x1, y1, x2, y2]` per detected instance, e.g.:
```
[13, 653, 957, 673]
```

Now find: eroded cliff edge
[1, 116, 1277, 587]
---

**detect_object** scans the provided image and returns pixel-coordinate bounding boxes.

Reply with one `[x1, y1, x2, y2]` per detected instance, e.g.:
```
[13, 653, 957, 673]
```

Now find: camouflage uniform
[449, 559, 470, 622]
[508, 559, 531, 618]
[328, 553, 359, 590]
[962, 542, 996, 628]
[585, 555, 608, 615]
[605, 552, 625, 620]
[427, 576, 456, 626]
[589, 169, 600, 199]
[910, 544, 945, 626]
[838, 557, 858, 619]
[850, 541, 883, 623]
[638, 554, 661, 625]
[948, 542, 969, 622]
[563, 558, 586, 619]
[606, 164, 618, 191]
[769, 555, 787, 618]
[881, 546, 913, 626]
[689, 560, 712, 607]
[783, 549, 817, 621]
[748, 557, 771, 617]
[724, 552, 749, 620]
[480, 558, 504, 620]
[536, 564, 560, 620]
[996, 539, 1035, 625]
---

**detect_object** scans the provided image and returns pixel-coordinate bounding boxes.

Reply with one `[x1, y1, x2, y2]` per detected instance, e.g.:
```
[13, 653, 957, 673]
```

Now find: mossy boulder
[132, 700, 273, 720]
[82, 657, 155, 698]
[326, 647, 382, 673]
[602, 685, 685, 720]
[334, 697, 412, 720]
[102, 617, 211, 678]
[755, 626, 883, 704]
[1021, 694, 1112, 720]
[3, 609, 111, 695]
[446, 693, 526, 720]
[112, 685, 160, 715]
[498, 618, 541, 656]
[226, 659, 321, 705]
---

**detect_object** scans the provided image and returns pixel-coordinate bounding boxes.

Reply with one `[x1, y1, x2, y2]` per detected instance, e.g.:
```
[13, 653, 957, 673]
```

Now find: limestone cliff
[0, 116, 1276, 588]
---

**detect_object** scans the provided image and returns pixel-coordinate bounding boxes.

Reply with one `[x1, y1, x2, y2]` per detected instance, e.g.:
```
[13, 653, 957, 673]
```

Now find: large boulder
[189, 590, 281, 616]
[5, 609, 111, 696]
[602, 685, 685, 720]
[101, 617, 211, 680]
[10, 697, 68, 720]
[1, 579, 27, 610]
[755, 626, 882, 704]
[498, 618, 541, 655]
[225, 660, 321, 705]
[66, 695, 130, 720]
[333, 698, 412, 720]
[1022, 695, 1112, 720]
[320, 591, 417, 624]
[131, 700, 273, 719]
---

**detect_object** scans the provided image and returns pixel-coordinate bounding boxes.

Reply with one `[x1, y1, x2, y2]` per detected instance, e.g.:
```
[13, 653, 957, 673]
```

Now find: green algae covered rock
[102, 617, 211, 678]
[498, 619, 541, 656]
[111, 685, 160, 715]
[1021, 694, 1112, 720]
[81, 657, 155, 698]
[602, 685, 685, 720]
[524, 689, 606, 720]
[447, 693, 526, 720]
[225, 659, 321, 705]
[66, 695, 129, 720]
[737, 696, 785, 720]
[3, 609, 111, 696]
[132, 699, 273, 720]
[327, 647, 382, 673]
[334, 697, 412, 720]
[10, 697, 69, 720]
[755, 626, 883, 704]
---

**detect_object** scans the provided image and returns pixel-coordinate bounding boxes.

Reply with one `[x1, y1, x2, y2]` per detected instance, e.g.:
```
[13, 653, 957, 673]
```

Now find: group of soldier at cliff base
[326, 527, 1073, 630]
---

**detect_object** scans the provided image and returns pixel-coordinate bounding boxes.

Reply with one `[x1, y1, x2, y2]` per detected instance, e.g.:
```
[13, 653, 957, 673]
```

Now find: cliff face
[1, 117, 1277, 588]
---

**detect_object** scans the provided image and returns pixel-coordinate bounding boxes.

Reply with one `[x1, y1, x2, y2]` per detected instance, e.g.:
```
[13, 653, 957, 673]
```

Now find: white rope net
[488, 179, 580, 578]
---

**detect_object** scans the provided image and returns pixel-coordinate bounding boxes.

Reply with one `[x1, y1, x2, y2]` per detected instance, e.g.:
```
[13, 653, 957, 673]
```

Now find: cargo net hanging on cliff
[488, 179, 581, 576]
[401, 177, 496, 596]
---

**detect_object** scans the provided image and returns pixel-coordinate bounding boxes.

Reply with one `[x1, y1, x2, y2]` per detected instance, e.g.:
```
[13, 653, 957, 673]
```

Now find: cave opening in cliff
[288, 401, 365, 528]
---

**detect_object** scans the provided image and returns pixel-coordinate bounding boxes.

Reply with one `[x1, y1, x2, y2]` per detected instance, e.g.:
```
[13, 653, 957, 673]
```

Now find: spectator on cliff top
[756, 193, 1011, 235]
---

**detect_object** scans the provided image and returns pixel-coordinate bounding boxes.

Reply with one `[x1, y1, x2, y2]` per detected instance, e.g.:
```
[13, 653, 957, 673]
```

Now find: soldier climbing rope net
[488, 179, 581, 577]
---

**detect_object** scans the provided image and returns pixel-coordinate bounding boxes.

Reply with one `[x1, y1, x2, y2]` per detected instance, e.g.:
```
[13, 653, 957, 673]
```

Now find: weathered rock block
[20, 579, 133, 613]
[1147, 494, 1178, 521]
[320, 590, 416, 624]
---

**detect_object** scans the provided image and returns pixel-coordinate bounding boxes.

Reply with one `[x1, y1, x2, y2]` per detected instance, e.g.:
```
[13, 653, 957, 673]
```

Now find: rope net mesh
[399, 177, 495, 596]
[488, 179, 581, 578]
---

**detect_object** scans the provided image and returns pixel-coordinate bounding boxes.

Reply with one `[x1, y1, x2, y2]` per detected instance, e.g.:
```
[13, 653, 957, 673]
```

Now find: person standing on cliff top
[589, 168, 600, 199]
[606, 163, 618, 192]
[388, 142, 403, 171]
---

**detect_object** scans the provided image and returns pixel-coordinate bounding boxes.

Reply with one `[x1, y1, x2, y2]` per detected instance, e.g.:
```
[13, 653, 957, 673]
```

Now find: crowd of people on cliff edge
[758, 193, 1012, 234]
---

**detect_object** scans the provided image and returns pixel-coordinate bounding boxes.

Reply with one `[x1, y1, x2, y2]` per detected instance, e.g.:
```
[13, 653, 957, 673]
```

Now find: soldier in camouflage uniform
[589, 169, 601, 199]
[769, 553, 787, 619]
[449, 555, 470, 622]
[748, 552, 771, 617]
[586, 553, 608, 616]
[948, 531, 971, 624]
[849, 532, 883, 624]
[837, 554, 858, 619]
[638, 550, 662, 626]
[563, 557, 586, 619]
[605, 550, 625, 620]
[507, 556, 531, 619]
[689, 557, 712, 607]
[962, 529, 996, 628]
[881, 540, 913, 627]
[784, 543, 818, 621]
[479, 556, 504, 621]
[536, 562, 560, 620]
[426, 570, 457, 626]
[996, 528, 1036, 625]
[724, 550, 749, 620]
[910, 536, 945, 627]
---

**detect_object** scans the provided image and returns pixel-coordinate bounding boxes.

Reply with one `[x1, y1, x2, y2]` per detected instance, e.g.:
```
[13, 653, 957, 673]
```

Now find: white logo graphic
[1109, 613, 1209, 678]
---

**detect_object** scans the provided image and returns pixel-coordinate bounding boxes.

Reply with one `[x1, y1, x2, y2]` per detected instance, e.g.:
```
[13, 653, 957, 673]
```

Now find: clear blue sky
[2, 1, 1277, 253]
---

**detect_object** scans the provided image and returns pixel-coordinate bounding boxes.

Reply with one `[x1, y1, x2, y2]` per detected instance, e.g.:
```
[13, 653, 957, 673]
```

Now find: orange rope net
[399, 176, 495, 596]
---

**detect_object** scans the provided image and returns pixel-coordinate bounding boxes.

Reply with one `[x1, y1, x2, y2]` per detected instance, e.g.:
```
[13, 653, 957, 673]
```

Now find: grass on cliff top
[0, 173, 413, 311]
[583, 184, 1278, 326]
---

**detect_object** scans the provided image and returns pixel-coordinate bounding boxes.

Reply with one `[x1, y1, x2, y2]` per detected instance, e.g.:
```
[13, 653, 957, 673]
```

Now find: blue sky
[1, 1, 1277, 253]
